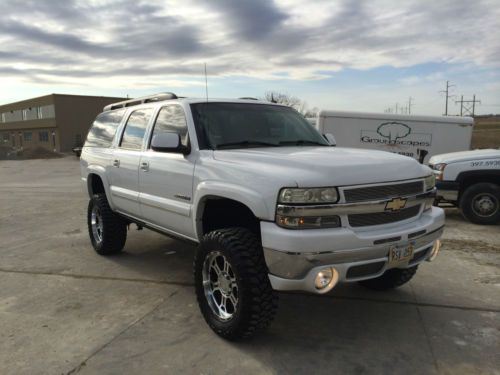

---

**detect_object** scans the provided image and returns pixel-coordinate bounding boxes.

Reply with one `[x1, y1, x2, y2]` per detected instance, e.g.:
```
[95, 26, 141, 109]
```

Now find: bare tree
[303, 107, 319, 118]
[264, 91, 301, 107]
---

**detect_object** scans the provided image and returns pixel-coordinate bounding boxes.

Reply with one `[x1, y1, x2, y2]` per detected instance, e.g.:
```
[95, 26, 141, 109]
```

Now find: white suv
[80, 93, 444, 340]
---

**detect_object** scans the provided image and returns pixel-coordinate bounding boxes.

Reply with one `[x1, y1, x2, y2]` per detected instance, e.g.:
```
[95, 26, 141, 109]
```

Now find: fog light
[428, 240, 441, 261]
[314, 267, 339, 291]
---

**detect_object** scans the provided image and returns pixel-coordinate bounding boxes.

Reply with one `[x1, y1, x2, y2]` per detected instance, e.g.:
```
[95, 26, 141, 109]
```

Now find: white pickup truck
[80, 93, 444, 340]
[430, 149, 500, 224]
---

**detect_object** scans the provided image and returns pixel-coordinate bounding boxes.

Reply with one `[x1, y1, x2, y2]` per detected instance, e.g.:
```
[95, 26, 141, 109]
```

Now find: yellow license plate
[388, 243, 414, 265]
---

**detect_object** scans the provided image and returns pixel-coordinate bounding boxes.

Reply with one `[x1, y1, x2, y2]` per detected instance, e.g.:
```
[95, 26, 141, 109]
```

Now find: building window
[39, 131, 49, 142]
[75, 134, 82, 147]
[24, 132, 32, 141]
[2, 133, 9, 142]
[24, 107, 38, 120]
[38, 105, 55, 119]
[4, 110, 22, 122]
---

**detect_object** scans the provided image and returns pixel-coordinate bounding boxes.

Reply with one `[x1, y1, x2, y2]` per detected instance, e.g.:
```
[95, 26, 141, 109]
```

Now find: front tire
[87, 194, 127, 255]
[460, 183, 500, 225]
[358, 266, 418, 291]
[194, 227, 277, 340]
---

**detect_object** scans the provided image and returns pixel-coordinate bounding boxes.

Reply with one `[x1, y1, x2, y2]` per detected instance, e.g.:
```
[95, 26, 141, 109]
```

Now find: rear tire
[194, 227, 278, 340]
[358, 266, 418, 291]
[460, 183, 500, 225]
[87, 194, 127, 255]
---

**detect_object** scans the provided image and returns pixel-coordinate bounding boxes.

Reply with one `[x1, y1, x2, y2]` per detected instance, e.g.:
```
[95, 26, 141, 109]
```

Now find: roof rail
[239, 97, 259, 100]
[103, 92, 178, 111]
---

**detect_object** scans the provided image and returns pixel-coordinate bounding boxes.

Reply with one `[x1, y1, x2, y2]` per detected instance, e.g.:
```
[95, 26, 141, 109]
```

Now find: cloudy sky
[1, 0, 499, 115]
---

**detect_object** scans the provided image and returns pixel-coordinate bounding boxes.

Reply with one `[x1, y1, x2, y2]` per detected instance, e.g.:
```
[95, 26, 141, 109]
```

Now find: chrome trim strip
[277, 189, 436, 217]
[263, 225, 444, 279]
[110, 185, 139, 202]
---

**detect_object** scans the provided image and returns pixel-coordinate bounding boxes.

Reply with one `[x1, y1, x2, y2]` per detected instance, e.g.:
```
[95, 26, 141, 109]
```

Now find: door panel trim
[139, 192, 191, 217]
[110, 185, 139, 202]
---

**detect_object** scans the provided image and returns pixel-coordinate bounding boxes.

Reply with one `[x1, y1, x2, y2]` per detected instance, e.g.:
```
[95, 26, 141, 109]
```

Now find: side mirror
[151, 132, 189, 154]
[323, 133, 336, 146]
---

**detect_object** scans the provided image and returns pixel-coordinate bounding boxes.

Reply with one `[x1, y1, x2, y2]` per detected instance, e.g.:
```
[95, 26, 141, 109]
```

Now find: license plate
[388, 243, 414, 266]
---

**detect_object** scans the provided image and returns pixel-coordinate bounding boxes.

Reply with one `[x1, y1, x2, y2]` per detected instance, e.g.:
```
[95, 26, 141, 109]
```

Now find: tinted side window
[85, 109, 125, 147]
[120, 109, 153, 150]
[151, 105, 189, 147]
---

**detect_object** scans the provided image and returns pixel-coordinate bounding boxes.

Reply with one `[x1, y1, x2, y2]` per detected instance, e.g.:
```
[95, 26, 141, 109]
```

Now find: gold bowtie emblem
[385, 198, 407, 212]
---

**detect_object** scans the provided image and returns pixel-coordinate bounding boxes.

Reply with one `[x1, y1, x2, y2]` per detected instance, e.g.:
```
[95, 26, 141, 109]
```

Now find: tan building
[0, 94, 126, 152]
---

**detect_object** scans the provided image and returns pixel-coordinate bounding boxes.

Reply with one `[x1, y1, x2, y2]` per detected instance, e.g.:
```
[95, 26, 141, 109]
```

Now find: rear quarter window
[85, 109, 125, 147]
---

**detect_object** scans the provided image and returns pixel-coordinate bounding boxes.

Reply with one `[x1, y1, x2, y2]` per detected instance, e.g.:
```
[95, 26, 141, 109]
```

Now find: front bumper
[435, 181, 459, 202]
[261, 206, 445, 293]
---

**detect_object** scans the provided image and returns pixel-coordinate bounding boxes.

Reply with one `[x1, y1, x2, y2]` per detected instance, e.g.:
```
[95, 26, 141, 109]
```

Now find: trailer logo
[360, 122, 431, 147]
[377, 122, 411, 143]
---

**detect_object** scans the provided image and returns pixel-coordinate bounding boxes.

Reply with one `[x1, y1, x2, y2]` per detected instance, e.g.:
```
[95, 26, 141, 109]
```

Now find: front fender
[192, 181, 273, 239]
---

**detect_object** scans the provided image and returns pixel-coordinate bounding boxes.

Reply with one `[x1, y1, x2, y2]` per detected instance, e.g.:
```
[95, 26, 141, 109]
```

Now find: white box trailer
[316, 111, 474, 164]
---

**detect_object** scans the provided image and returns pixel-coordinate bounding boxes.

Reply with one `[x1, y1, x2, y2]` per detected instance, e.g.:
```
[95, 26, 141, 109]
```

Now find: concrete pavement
[0, 156, 498, 375]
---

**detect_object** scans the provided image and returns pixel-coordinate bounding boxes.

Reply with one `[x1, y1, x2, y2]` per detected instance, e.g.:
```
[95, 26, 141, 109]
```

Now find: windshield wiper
[215, 140, 279, 149]
[279, 140, 329, 146]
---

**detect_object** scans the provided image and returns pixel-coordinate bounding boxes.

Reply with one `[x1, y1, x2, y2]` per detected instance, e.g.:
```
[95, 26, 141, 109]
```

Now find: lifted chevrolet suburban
[80, 93, 444, 340]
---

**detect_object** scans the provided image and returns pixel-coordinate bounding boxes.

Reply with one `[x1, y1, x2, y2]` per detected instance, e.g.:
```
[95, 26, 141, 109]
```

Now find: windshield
[190, 102, 329, 150]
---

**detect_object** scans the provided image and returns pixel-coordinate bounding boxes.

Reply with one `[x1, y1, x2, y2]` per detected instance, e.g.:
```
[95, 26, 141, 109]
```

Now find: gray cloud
[0, 0, 498, 85]
[207, 0, 288, 42]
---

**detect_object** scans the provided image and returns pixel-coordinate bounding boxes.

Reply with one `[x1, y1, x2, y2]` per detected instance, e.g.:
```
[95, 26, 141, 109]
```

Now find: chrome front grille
[344, 181, 424, 203]
[348, 205, 421, 227]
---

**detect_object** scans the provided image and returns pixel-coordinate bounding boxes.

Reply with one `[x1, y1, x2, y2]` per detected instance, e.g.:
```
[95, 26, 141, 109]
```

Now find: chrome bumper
[264, 225, 443, 280]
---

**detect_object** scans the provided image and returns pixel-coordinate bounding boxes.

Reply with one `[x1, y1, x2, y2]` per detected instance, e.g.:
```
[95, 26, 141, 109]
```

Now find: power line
[455, 94, 481, 116]
[384, 102, 411, 114]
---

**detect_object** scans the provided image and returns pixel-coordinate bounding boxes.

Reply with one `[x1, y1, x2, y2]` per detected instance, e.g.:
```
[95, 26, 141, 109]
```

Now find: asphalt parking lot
[0, 156, 499, 375]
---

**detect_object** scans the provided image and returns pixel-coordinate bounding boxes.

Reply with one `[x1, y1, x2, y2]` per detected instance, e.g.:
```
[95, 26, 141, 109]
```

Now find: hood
[429, 149, 500, 165]
[213, 146, 430, 187]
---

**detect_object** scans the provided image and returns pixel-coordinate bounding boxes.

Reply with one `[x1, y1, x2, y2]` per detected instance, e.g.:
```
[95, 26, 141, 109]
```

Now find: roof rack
[103, 92, 178, 111]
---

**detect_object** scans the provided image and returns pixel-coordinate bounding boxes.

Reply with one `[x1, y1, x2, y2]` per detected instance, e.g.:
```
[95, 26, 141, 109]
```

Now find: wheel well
[459, 173, 500, 194]
[88, 174, 105, 196]
[200, 197, 260, 237]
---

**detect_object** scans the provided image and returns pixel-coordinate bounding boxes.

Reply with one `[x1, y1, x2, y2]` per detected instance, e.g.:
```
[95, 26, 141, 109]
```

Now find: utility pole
[440, 81, 455, 116]
[456, 95, 464, 116]
[455, 94, 481, 117]
[395, 103, 398, 114]
[408, 97, 413, 114]
[472, 94, 478, 116]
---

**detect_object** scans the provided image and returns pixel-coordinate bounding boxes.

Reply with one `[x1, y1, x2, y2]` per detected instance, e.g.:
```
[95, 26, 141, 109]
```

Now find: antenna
[204, 63, 209, 102]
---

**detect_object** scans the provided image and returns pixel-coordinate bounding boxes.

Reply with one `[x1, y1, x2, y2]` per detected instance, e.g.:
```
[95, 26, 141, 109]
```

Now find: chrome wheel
[202, 251, 238, 321]
[472, 193, 499, 217]
[91, 206, 103, 243]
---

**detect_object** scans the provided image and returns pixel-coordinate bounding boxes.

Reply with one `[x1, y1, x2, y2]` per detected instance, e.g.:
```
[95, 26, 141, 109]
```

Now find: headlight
[424, 175, 435, 191]
[279, 187, 339, 204]
[433, 163, 446, 172]
[431, 163, 446, 181]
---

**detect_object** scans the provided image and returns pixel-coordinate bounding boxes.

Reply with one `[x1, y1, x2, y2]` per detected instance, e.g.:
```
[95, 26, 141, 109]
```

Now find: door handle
[140, 161, 149, 171]
[113, 159, 120, 167]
